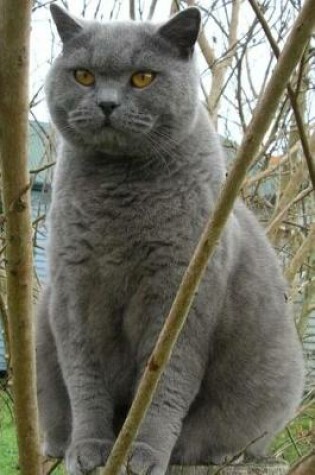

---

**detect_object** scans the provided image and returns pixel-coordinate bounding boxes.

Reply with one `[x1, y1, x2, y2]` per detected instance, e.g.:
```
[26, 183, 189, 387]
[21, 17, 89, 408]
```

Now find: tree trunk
[0, 1, 41, 474]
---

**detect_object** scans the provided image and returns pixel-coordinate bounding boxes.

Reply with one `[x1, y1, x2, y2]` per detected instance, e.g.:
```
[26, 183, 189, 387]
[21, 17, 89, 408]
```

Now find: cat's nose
[98, 101, 120, 117]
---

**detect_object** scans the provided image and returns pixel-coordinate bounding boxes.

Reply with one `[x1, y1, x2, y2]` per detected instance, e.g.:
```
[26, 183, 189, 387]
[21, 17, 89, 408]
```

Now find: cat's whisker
[144, 135, 177, 179]
[146, 134, 181, 174]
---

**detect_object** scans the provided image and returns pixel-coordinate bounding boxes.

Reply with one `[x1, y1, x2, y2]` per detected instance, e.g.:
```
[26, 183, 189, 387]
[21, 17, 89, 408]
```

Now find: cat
[36, 4, 304, 475]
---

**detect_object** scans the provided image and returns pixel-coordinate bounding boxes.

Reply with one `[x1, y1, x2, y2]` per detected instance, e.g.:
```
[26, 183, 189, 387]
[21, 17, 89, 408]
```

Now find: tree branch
[0, 1, 41, 474]
[267, 185, 312, 240]
[207, 0, 241, 125]
[248, 0, 315, 190]
[98, 2, 315, 475]
[284, 223, 315, 284]
[129, 0, 136, 20]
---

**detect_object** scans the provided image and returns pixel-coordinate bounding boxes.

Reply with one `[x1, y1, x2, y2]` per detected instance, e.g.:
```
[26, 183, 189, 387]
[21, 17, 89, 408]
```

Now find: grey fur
[37, 6, 304, 475]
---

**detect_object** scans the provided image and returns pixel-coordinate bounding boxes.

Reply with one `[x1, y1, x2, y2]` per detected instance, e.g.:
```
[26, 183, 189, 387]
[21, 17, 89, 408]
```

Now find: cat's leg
[123, 279, 212, 475]
[49, 287, 115, 475]
[36, 287, 71, 458]
[171, 341, 302, 466]
[172, 394, 279, 466]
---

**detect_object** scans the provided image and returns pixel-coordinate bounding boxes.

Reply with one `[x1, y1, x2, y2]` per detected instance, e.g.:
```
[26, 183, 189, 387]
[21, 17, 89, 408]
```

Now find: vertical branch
[0, 1, 41, 475]
[207, 0, 241, 126]
[266, 161, 307, 242]
[129, 0, 136, 19]
[147, 0, 158, 20]
[248, 0, 315, 190]
[186, 0, 241, 127]
[284, 224, 315, 284]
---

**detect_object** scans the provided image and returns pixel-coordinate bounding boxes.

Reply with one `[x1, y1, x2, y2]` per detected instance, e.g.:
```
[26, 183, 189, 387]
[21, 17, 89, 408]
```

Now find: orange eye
[130, 71, 155, 89]
[74, 69, 95, 87]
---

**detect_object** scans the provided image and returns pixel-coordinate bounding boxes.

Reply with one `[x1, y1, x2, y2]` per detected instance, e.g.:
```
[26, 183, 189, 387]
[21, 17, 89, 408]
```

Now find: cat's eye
[74, 69, 95, 87]
[130, 71, 155, 89]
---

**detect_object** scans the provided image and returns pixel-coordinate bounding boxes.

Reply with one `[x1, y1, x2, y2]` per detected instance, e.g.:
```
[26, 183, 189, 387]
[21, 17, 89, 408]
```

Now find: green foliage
[271, 391, 314, 464]
[0, 389, 18, 475]
[0, 385, 66, 474]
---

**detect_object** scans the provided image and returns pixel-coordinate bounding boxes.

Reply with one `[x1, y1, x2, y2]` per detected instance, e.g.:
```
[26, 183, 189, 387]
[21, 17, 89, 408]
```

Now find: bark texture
[0, 1, 41, 474]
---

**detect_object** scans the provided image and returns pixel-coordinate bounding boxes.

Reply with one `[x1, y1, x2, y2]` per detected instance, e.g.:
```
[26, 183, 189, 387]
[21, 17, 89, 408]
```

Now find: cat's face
[46, 5, 201, 156]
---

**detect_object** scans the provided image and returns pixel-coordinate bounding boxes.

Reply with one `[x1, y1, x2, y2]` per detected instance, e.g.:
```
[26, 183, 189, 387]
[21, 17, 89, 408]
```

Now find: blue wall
[0, 190, 50, 372]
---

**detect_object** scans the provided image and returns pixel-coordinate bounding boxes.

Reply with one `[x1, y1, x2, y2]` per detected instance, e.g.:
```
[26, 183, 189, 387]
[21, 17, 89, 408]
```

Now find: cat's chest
[53, 178, 184, 249]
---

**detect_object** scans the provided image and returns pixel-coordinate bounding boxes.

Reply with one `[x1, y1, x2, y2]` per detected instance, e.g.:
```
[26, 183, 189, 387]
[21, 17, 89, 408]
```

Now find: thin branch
[266, 185, 313, 238]
[29, 161, 56, 174]
[212, 432, 268, 474]
[286, 427, 303, 458]
[207, 0, 241, 125]
[147, 0, 158, 20]
[248, 0, 315, 190]
[99, 2, 315, 474]
[284, 224, 315, 283]
[242, 152, 291, 189]
[32, 0, 57, 12]
[129, 0, 136, 19]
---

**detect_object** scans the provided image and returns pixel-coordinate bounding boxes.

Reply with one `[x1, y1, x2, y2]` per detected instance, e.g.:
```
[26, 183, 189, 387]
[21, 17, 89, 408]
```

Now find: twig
[129, 0, 135, 19]
[284, 224, 315, 283]
[242, 153, 291, 189]
[286, 427, 302, 458]
[248, 0, 315, 190]
[32, 214, 46, 228]
[32, 0, 57, 12]
[187, 0, 241, 126]
[29, 161, 56, 174]
[42, 458, 62, 475]
[147, 0, 158, 20]
[99, 2, 315, 475]
[212, 432, 267, 474]
[266, 185, 313, 238]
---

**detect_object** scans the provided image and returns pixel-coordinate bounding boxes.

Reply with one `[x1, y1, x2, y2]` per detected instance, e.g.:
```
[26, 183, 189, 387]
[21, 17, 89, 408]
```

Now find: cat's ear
[50, 4, 83, 43]
[157, 8, 201, 58]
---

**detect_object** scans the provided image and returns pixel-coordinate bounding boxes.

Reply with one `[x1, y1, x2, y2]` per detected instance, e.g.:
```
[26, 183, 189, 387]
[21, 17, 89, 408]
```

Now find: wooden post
[0, 1, 41, 475]
[168, 462, 289, 474]
[89, 461, 289, 475]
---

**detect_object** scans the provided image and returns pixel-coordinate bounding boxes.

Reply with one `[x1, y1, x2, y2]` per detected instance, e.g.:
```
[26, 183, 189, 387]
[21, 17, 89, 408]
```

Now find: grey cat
[36, 4, 304, 475]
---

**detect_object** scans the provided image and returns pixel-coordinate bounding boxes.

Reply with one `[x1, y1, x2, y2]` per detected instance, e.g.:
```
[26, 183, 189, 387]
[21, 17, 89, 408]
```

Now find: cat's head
[46, 4, 201, 156]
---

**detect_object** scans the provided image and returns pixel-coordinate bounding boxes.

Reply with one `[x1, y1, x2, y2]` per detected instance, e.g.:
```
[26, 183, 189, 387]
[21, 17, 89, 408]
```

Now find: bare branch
[147, 0, 158, 20]
[267, 185, 313, 239]
[284, 224, 315, 284]
[0, 1, 41, 473]
[99, 3, 315, 474]
[129, 0, 136, 19]
[248, 0, 315, 190]
[206, 0, 241, 125]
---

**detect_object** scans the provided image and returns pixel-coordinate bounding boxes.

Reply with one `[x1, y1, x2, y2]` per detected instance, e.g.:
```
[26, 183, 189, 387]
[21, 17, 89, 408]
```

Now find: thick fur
[37, 6, 304, 475]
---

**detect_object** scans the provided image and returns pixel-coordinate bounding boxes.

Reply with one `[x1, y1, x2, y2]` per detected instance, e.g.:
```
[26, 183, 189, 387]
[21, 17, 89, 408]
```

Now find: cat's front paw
[126, 442, 167, 475]
[65, 438, 113, 475]
[43, 436, 69, 459]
